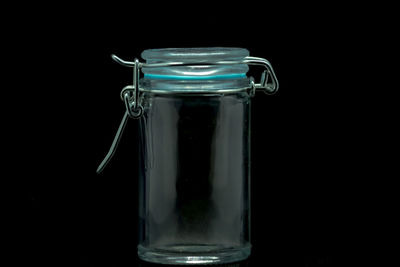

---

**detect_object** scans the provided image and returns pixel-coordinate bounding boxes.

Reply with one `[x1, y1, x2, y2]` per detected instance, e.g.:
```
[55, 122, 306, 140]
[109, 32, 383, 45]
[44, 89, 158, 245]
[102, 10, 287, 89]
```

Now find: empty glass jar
[97, 47, 279, 264]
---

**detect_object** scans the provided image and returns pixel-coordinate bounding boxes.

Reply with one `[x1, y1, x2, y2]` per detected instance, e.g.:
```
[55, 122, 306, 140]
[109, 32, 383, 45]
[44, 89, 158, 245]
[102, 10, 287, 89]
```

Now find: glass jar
[97, 47, 279, 265]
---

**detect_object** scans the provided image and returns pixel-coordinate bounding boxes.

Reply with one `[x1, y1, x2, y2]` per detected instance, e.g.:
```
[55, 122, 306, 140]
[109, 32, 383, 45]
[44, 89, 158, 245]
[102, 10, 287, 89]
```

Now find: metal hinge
[96, 54, 279, 174]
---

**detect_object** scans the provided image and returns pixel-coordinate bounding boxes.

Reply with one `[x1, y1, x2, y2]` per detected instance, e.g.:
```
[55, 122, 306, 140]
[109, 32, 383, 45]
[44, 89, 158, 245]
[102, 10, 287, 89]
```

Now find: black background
[23, 2, 366, 266]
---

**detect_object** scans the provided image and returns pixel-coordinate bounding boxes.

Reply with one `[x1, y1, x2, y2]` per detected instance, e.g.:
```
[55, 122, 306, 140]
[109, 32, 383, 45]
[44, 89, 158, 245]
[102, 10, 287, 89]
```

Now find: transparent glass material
[137, 48, 252, 264]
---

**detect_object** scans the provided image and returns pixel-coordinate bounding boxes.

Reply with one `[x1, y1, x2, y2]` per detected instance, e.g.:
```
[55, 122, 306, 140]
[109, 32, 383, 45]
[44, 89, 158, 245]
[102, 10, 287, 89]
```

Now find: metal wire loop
[120, 85, 135, 100]
[123, 92, 143, 119]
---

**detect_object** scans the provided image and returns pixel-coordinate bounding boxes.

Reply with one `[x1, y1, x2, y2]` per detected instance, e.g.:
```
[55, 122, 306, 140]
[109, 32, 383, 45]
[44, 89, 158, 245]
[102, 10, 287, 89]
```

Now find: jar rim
[141, 47, 249, 62]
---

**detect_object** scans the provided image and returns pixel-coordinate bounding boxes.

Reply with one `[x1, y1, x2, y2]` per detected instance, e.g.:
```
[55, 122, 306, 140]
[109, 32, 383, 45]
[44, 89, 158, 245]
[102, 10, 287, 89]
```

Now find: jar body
[137, 91, 251, 264]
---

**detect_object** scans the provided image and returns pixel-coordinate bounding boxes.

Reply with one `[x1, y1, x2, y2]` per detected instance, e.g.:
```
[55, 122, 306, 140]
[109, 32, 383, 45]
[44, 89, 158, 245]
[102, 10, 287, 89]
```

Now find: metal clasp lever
[97, 54, 279, 174]
[112, 54, 279, 98]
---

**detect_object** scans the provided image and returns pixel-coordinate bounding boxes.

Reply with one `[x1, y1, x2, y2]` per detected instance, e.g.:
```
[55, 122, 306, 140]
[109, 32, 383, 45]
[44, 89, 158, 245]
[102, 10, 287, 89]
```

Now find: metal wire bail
[97, 53, 279, 174]
[111, 54, 279, 100]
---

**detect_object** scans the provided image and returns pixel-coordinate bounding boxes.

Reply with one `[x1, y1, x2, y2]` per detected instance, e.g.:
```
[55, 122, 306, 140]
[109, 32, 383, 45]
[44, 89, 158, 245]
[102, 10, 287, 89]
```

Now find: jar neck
[140, 77, 250, 93]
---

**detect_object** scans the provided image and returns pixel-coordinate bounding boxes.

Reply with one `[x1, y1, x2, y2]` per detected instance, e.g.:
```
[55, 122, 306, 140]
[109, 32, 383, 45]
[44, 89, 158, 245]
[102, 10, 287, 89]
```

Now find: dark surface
[23, 2, 359, 266]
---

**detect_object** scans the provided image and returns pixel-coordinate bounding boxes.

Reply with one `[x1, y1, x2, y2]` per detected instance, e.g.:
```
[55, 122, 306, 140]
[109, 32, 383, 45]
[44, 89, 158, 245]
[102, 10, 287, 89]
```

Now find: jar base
[138, 243, 251, 265]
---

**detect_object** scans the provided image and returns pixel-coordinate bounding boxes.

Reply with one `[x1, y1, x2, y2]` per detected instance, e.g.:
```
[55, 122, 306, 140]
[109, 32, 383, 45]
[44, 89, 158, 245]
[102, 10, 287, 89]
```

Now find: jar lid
[141, 48, 249, 80]
[140, 47, 250, 91]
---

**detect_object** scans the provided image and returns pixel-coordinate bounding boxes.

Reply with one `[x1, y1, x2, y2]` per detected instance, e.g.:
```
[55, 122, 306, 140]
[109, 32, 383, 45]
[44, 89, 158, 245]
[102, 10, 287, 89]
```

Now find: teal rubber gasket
[144, 73, 247, 80]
